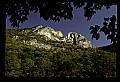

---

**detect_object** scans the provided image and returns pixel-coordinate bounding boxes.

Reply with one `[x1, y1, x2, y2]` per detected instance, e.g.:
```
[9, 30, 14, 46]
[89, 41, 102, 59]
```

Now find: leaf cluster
[6, 1, 117, 27]
[89, 15, 117, 43]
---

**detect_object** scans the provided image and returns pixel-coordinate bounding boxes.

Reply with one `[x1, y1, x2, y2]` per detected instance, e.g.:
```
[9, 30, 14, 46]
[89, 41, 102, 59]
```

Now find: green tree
[1, 0, 119, 77]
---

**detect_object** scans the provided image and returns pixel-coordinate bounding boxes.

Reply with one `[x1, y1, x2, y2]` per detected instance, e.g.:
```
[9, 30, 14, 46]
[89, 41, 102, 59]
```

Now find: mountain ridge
[6, 25, 95, 50]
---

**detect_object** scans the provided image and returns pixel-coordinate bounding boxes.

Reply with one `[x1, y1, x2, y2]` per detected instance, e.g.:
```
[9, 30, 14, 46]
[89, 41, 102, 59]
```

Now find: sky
[6, 5, 117, 48]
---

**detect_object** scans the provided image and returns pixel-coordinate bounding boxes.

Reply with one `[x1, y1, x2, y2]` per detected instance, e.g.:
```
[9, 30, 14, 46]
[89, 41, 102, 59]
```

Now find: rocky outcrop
[12, 25, 95, 49]
[32, 25, 64, 41]
[65, 32, 94, 48]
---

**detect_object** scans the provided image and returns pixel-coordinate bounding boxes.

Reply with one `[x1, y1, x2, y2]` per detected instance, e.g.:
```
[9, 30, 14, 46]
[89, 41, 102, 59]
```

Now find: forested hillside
[5, 28, 116, 77]
[98, 43, 116, 53]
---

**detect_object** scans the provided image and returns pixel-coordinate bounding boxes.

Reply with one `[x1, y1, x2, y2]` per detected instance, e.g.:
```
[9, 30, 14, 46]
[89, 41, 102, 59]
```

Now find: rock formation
[11, 25, 95, 49]
[32, 25, 64, 41]
[65, 32, 94, 48]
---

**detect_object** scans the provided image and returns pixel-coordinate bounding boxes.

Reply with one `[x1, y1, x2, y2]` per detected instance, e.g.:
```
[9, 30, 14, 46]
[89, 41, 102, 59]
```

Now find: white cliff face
[64, 32, 94, 48]
[12, 25, 95, 49]
[33, 26, 64, 41]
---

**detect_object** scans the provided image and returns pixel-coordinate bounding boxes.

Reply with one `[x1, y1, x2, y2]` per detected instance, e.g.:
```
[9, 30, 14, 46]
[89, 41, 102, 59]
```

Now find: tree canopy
[5, 0, 117, 43]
